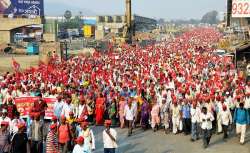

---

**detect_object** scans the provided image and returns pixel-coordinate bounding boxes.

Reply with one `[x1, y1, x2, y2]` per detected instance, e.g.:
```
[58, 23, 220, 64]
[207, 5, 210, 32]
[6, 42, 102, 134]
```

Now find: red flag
[12, 58, 20, 71]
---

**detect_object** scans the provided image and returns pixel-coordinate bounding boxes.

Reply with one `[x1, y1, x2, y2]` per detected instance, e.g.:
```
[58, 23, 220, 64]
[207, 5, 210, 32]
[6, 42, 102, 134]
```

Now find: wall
[0, 17, 42, 31]
[0, 31, 11, 44]
[39, 42, 60, 64]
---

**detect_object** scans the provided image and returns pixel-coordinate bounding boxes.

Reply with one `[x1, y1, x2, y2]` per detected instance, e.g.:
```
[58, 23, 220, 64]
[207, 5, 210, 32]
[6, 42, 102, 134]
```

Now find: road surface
[93, 126, 250, 153]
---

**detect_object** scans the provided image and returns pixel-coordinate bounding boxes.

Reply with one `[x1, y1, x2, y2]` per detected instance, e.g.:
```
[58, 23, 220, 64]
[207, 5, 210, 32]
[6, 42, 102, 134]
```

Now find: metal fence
[61, 38, 109, 52]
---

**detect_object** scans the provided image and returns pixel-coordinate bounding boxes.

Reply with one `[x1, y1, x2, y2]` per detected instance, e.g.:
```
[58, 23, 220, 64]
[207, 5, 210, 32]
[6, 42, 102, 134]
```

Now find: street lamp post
[64, 40, 68, 60]
[60, 40, 68, 61]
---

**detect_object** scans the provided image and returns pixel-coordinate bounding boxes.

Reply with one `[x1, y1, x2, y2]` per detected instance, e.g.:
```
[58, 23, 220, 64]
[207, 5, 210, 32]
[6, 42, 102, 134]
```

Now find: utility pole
[226, 0, 232, 27]
[125, 0, 132, 44]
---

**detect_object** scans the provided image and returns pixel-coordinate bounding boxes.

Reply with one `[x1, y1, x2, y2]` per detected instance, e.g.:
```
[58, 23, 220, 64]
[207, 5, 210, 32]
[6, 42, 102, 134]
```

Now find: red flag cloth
[12, 58, 20, 71]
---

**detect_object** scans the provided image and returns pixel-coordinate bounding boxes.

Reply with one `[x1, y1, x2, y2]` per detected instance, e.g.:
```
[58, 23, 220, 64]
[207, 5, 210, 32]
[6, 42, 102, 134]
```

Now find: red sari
[95, 97, 105, 125]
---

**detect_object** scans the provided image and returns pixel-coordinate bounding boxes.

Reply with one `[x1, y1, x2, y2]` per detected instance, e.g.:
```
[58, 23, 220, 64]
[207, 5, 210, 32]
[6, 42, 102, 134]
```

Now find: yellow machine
[83, 25, 95, 38]
[114, 0, 133, 45]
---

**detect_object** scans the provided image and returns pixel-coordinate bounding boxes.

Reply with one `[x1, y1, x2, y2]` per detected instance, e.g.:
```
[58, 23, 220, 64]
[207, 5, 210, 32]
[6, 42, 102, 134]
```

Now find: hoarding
[232, 0, 250, 17]
[0, 0, 44, 16]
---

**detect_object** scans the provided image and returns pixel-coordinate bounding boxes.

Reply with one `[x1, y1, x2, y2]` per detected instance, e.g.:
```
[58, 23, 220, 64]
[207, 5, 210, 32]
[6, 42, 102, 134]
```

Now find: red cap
[0, 121, 9, 126]
[34, 112, 40, 118]
[51, 115, 57, 121]
[69, 111, 74, 115]
[75, 136, 84, 144]
[61, 115, 66, 120]
[76, 118, 84, 123]
[50, 123, 57, 130]
[222, 104, 227, 111]
[81, 121, 89, 127]
[29, 112, 35, 118]
[236, 95, 241, 100]
[17, 122, 26, 129]
[104, 120, 112, 125]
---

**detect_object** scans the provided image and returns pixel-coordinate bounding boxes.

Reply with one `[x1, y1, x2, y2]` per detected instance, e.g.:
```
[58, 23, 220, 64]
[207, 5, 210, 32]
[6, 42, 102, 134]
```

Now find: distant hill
[44, 2, 96, 16]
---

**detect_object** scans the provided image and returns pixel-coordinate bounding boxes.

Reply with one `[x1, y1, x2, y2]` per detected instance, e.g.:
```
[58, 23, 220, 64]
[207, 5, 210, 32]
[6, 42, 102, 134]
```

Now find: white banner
[232, 0, 250, 17]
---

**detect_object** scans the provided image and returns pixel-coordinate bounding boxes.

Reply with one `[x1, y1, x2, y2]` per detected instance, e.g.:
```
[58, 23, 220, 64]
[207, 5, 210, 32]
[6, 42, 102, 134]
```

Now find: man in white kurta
[171, 102, 181, 134]
[218, 105, 232, 140]
[103, 120, 118, 153]
[200, 107, 214, 148]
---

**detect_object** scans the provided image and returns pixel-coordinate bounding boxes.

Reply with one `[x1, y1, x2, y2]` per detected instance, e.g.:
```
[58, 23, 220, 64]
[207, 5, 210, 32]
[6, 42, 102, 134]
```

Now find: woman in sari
[95, 93, 105, 125]
[141, 98, 150, 130]
[109, 99, 117, 126]
[119, 96, 126, 128]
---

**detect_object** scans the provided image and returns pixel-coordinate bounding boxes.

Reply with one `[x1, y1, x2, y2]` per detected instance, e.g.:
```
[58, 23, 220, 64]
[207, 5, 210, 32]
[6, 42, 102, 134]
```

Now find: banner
[0, 0, 44, 16]
[44, 97, 57, 119]
[14, 97, 57, 119]
[232, 0, 250, 17]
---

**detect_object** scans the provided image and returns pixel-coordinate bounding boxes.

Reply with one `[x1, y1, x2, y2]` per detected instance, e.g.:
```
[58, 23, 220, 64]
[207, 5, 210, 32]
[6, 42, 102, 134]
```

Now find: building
[0, 15, 43, 43]
[226, 0, 250, 70]
[227, 0, 250, 39]
[95, 15, 157, 40]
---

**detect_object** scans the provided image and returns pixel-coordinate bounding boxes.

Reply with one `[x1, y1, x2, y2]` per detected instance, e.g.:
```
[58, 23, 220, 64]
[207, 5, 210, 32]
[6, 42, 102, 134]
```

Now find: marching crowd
[0, 28, 250, 153]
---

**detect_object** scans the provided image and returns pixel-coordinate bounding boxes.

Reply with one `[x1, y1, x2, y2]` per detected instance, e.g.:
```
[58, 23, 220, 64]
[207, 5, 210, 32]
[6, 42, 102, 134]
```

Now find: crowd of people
[0, 28, 250, 153]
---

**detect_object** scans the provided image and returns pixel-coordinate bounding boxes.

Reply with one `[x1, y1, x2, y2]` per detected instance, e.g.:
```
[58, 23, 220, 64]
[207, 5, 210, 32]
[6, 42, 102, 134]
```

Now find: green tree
[201, 10, 219, 24]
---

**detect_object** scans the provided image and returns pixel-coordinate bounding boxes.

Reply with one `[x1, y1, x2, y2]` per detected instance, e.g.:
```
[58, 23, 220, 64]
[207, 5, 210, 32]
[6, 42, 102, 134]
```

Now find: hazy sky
[44, 0, 227, 20]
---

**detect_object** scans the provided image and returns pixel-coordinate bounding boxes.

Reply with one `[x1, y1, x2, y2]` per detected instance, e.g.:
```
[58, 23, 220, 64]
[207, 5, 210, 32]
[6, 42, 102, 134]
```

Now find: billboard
[0, 0, 44, 16]
[232, 0, 250, 17]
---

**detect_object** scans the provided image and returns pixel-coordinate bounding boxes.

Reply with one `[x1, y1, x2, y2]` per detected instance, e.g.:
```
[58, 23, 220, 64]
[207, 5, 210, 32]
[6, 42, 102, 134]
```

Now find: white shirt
[78, 128, 95, 150]
[61, 103, 73, 118]
[219, 110, 232, 126]
[53, 101, 64, 117]
[78, 104, 87, 118]
[0, 116, 12, 130]
[72, 144, 84, 153]
[103, 128, 118, 149]
[216, 102, 223, 113]
[34, 121, 39, 141]
[132, 101, 138, 116]
[190, 107, 201, 123]
[225, 96, 233, 108]
[167, 81, 175, 89]
[124, 105, 135, 121]
[10, 118, 25, 134]
[200, 112, 214, 130]
[245, 97, 250, 109]
[171, 105, 181, 118]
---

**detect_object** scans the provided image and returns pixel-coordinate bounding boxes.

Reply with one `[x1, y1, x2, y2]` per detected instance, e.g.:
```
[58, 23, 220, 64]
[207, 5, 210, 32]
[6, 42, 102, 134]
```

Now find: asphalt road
[92, 126, 250, 153]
